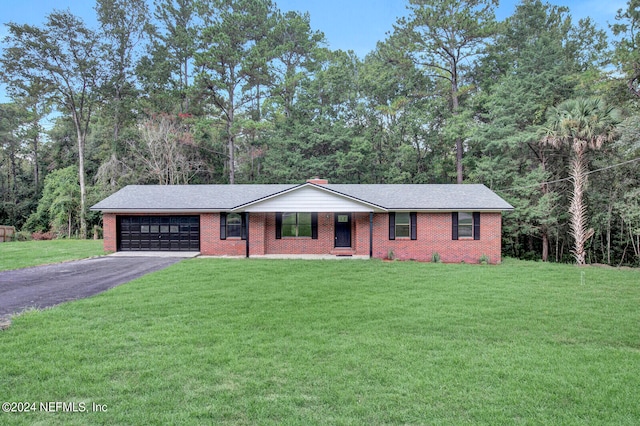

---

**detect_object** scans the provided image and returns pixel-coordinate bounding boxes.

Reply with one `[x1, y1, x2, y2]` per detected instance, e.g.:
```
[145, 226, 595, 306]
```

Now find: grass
[0, 239, 106, 271]
[1, 258, 639, 424]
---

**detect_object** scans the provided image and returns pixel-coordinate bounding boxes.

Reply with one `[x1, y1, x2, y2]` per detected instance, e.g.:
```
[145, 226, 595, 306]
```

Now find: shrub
[479, 254, 490, 265]
[13, 230, 33, 241]
[387, 249, 395, 260]
[32, 231, 55, 241]
[93, 225, 103, 240]
[431, 252, 441, 263]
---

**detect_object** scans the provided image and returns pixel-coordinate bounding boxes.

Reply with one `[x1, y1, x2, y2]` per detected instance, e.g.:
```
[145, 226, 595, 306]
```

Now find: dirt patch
[0, 315, 11, 330]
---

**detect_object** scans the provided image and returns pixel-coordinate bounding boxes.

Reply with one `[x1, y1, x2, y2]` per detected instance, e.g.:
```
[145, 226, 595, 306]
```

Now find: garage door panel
[117, 216, 200, 252]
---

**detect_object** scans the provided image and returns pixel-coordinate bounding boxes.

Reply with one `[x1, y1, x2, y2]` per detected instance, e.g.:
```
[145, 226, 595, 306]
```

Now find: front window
[282, 213, 312, 237]
[458, 212, 473, 238]
[395, 212, 410, 238]
[227, 213, 242, 238]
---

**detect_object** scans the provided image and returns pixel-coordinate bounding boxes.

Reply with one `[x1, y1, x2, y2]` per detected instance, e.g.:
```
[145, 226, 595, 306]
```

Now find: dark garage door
[118, 216, 200, 251]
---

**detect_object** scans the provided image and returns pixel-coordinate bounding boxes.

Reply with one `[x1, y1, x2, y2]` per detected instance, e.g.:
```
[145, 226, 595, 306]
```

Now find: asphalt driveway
[0, 256, 185, 316]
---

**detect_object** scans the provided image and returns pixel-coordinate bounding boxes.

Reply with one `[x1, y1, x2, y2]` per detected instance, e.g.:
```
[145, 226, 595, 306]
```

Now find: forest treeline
[1, 0, 640, 265]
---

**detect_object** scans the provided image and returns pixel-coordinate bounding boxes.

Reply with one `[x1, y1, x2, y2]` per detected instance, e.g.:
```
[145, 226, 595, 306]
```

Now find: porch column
[369, 212, 373, 258]
[245, 213, 250, 258]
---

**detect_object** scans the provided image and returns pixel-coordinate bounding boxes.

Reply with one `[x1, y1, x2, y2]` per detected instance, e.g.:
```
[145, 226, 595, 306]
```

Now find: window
[276, 212, 318, 239]
[395, 213, 410, 238]
[389, 212, 417, 240]
[226, 213, 242, 238]
[220, 213, 246, 240]
[458, 212, 473, 238]
[452, 212, 480, 240]
[282, 212, 312, 237]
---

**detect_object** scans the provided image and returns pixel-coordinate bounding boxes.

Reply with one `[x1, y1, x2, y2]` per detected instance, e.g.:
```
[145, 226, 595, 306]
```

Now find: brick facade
[103, 211, 503, 263]
[103, 213, 117, 252]
[371, 212, 502, 264]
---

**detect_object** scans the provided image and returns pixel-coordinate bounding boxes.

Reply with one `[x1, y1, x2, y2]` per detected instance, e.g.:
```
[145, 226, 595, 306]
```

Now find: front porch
[201, 210, 375, 258]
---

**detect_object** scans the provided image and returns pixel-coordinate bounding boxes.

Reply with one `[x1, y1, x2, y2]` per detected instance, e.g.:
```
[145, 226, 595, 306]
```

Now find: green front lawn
[1, 259, 639, 424]
[0, 239, 106, 271]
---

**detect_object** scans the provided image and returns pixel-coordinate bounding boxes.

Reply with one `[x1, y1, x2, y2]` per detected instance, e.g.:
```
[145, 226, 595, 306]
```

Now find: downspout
[369, 212, 374, 258]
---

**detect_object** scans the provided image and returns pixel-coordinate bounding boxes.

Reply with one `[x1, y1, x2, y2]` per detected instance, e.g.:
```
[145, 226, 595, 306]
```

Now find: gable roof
[90, 183, 514, 213]
[234, 183, 387, 212]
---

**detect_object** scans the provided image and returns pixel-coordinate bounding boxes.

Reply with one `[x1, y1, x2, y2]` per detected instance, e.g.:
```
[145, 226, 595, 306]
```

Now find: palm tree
[541, 98, 619, 265]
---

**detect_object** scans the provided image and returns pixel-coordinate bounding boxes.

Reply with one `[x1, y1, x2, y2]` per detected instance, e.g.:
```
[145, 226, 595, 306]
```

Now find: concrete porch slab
[108, 251, 201, 258]
[249, 254, 370, 260]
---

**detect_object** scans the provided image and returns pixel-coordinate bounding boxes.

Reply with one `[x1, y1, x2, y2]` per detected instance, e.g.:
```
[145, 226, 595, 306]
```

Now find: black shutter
[410, 212, 417, 240]
[452, 212, 459, 240]
[220, 212, 227, 240]
[275, 212, 282, 239]
[241, 213, 248, 240]
[311, 213, 318, 239]
[389, 212, 396, 240]
[473, 212, 481, 240]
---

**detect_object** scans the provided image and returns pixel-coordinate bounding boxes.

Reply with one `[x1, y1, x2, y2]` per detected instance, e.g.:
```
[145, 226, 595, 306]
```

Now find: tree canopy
[1, 0, 639, 266]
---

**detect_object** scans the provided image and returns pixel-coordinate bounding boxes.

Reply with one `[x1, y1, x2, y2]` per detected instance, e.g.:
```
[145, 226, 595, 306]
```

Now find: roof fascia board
[92, 209, 229, 213]
[390, 208, 514, 212]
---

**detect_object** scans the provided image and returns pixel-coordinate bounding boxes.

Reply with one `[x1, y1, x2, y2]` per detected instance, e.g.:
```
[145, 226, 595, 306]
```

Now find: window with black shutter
[389, 212, 417, 240]
[452, 212, 480, 240]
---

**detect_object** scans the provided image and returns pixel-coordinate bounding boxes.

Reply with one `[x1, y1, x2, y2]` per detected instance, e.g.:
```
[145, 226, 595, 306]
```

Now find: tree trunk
[227, 87, 235, 185]
[32, 130, 39, 188]
[542, 230, 549, 262]
[184, 58, 190, 113]
[76, 125, 87, 239]
[227, 124, 235, 185]
[451, 70, 463, 184]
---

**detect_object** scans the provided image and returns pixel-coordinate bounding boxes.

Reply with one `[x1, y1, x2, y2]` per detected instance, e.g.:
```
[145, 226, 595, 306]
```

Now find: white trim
[390, 209, 510, 212]
[95, 209, 226, 214]
[95, 208, 509, 214]
[232, 183, 387, 213]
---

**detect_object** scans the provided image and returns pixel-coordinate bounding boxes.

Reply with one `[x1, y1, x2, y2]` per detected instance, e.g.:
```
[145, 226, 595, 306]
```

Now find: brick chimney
[306, 177, 328, 185]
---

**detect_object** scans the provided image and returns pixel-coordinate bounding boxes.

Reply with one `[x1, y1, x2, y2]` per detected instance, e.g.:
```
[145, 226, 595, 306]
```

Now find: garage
[117, 216, 200, 251]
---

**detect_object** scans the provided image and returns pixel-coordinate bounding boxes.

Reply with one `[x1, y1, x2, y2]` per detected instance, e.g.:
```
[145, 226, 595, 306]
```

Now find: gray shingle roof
[90, 183, 513, 212]
[324, 184, 513, 210]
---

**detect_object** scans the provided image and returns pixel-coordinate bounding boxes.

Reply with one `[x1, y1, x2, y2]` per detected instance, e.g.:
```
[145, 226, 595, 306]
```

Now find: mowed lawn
[0, 240, 106, 271]
[1, 258, 639, 425]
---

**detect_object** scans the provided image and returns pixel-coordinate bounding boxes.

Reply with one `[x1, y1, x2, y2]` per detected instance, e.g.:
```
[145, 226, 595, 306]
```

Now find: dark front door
[334, 213, 352, 248]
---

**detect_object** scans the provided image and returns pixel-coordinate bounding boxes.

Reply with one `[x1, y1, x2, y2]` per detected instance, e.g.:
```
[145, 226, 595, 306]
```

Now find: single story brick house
[90, 179, 513, 263]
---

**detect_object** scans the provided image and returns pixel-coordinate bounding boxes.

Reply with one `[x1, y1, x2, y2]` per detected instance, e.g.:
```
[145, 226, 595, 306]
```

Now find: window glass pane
[160, 225, 169, 233]
[396, 212, 410, 225]
[298, 225, 312, 237]
[396, 225, 410, 238]
[227, 213, 242, 225]
[227, 213, 242, 238]
[458, 225, 473, 238]
[395, 213, 410, 237]
[282, 213, 297, 237]
[458, 212, 473, 238]
[141, 225, 149, 233]
[459, 212, 473, 225]
[298, 213, 312, 237]
[227, 225, 242, 237]
[150, 225, 159, 233]
[170, 225, 179, 233]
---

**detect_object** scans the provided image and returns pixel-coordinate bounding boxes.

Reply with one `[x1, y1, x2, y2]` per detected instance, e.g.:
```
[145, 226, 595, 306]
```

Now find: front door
[334, 213, 352, 248]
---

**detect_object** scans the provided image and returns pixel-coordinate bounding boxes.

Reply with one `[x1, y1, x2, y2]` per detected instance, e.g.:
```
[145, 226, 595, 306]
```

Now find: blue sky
[0, 0, 628, 103]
